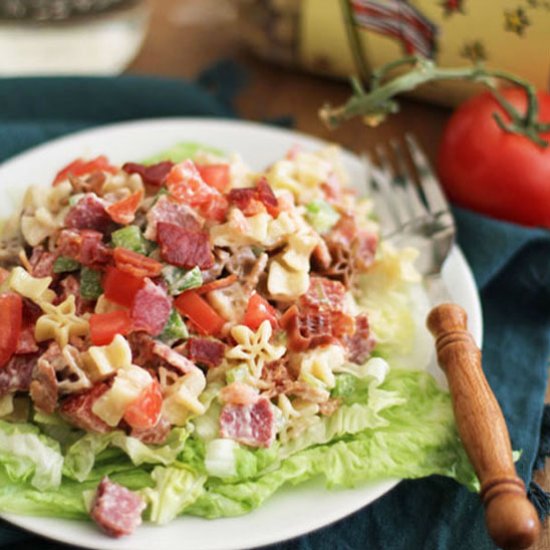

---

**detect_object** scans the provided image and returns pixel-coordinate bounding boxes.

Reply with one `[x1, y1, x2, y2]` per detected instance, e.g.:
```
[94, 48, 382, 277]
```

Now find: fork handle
[427, 303, 540, 550]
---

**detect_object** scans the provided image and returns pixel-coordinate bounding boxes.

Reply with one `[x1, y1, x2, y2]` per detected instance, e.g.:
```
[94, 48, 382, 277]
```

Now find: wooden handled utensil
[427, 303, 540, 550]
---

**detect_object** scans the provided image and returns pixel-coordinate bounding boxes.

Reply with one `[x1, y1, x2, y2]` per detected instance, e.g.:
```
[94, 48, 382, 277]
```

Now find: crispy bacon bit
[220, 397, 276, 448]
[57, 229, 111, 268]
[123, 161, 174, 187]
[131, 279, 172, 336]
[90, 477, 146, 538]
[16, 299, 40, 354]
[280, 306, 336, 352]
[59, 382, 111, 433]
[256, 177, 279, 217]
[130, 416, 171, 445]
[196, 274, 237, 295]
[28, 246, 56, 278]
[65, 194, 112, 232]
[0, 354, 37, 395]
[228, 178, 279, 217]
[186, 338, 225, 368]
[343, 314, 376, 365]
[156, 222, 213, 270]
[144, 195, 202, 240]
[30, 345, 59, 414]
[299, 277, 346, 311]
[259, 359, 294, 398]
[152, 341, 196, 374]
[127, 332, 157, 368]
[281, 305, 354, 352]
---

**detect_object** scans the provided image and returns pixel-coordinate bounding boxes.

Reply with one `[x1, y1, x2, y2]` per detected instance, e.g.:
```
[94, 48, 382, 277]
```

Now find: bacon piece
[127, 332, 157, 368]
[69, 171, 106, 195]
[281, 305, 354, 352]
[311, 240, 332, 272]
[123, 161, 174, 187]
[228, 178, 279, 217]
[131, 279, 172, 336]
[30, 345, 59, 414]
[28, 246, 56, 278]
[259, 359, 294, 398]
[59, 382, 111, 433]
[0, 354, 37, 395]
[196, 275, 237, 295]
[318, 397, 341, 416]
[299, 277, 346, 311]
[57, 229, 111, 268]
[90, 477, 146, 538]
[152, 341, 196, 373]
[130, 416, 171, 445]
[65, 194, 112, 232]
[144, 195, 202, 240]
[186, 338, 225, 368]
[219, 397, 275, 448]
[256, 177, 279, 217]
[343, 314, 376, 365]
[156, 222, 213, 270]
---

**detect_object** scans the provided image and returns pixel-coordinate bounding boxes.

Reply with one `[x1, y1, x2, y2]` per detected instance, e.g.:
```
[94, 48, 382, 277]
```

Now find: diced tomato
[175, 291, 225, 336]
[243, 292, 279, 331]
[113, 248, 163, 278]
[103, 267, 144, 307]
[166, 160, 228, 221]
[105, 190, 143, 225]
[90, 310, 133, 346]
[196, 274, 237, 295]
[53, 155, 117, 186]
[0, 293, 23, 368]
[196, 164, 230, 193]
[0, 268, 9, 285]
[123, 379, 163, 430]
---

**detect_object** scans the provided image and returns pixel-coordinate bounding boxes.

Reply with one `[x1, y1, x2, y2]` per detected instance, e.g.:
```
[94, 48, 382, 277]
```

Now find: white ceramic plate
[0, 118, 482, 550]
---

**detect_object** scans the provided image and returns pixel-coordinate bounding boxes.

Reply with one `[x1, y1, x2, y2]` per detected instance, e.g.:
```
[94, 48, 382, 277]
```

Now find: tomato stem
[320, 56, 549, 147]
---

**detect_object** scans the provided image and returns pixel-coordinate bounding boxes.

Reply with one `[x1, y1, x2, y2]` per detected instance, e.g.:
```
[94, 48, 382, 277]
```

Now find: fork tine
[361, 153, 400, 237]
[389, 139, 429, 220]
[405, 134, 450, 215]
[375, 144, 410, 227]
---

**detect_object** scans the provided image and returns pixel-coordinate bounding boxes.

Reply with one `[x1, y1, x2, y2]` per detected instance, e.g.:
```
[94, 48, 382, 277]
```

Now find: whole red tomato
[437, 88, 550, 228]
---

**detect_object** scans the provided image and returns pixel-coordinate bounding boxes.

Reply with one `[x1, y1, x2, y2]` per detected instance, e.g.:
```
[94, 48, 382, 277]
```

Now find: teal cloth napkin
[0, 75, 549, 550]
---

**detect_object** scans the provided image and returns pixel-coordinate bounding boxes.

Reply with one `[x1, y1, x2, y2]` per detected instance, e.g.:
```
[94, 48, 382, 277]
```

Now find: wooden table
[127, 1, 550, 548]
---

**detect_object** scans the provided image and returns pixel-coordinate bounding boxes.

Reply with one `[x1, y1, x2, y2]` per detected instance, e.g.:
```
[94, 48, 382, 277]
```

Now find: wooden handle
[427, 303, 540, 550]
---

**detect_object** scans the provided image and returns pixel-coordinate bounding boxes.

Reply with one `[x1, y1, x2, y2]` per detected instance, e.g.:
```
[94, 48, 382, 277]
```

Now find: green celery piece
[111, 225, 151, 255]
[80, 267, 103, 300]
[162, 265, 203, 296]
[53, 256, 80, 274]
[226, 366, 252, 385]
[144, 142, 226, 165]
[305, 199, 340, 234]
[160, 309, 189, 343]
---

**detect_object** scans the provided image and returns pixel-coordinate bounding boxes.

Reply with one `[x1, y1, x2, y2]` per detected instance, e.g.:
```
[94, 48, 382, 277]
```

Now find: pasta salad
[0, 142, 475, 537]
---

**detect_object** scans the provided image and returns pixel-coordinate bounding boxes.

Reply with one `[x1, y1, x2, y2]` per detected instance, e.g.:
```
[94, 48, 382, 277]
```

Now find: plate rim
[0, 117, 483, 550]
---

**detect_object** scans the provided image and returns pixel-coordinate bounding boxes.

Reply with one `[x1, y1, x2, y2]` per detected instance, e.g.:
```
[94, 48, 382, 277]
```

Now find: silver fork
[364, 133, 455, 301]
[363, 135, 541, 550]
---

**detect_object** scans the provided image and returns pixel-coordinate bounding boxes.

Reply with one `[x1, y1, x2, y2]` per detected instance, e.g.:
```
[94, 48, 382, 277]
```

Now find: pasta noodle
[9, 266, 56, 304]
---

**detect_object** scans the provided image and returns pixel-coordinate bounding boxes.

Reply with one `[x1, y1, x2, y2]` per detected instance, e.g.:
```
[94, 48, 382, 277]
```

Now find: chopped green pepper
[160, 309, 189, 343]
[162, 265, 203, 296]
[53, 256, 80, 274]
[80, 267, 103, 300]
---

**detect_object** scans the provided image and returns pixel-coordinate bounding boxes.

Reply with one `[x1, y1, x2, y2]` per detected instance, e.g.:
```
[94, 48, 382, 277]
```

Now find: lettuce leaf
[186, 369, 477, 519]
[0, 420, 63, 491]
[63, 427, 188, 482]
[142, 466, 206, 524]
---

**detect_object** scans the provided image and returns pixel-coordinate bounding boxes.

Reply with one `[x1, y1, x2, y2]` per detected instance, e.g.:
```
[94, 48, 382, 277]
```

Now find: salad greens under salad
[0, 142, 477, 537]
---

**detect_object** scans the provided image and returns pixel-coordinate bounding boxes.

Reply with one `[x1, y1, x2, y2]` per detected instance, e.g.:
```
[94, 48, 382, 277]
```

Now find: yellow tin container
[236, 0, 550, 105]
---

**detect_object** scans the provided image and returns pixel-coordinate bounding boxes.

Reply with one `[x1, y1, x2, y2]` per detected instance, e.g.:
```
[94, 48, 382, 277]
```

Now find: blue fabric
[0, 75, 549, 550]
